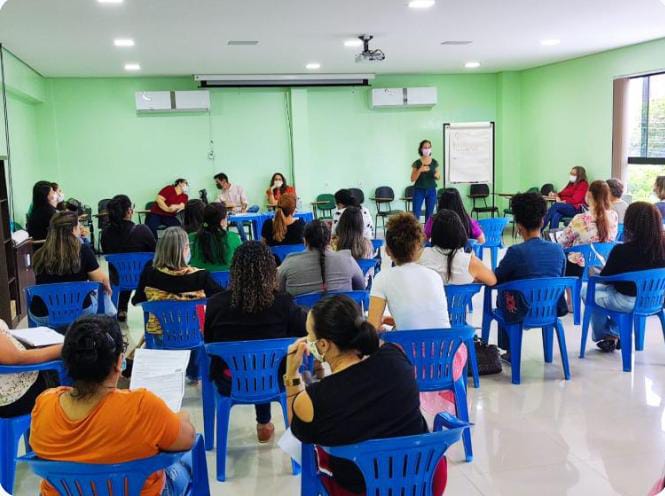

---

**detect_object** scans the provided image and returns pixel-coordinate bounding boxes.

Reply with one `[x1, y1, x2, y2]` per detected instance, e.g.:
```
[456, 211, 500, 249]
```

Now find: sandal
[596, 339, 617, 352]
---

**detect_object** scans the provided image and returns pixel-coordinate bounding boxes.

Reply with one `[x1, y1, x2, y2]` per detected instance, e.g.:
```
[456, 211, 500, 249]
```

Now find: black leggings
[0, 372, 55, 418]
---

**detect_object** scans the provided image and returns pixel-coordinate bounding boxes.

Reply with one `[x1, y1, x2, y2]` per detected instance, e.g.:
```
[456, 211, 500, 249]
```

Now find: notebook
[9, 327, 64, 347]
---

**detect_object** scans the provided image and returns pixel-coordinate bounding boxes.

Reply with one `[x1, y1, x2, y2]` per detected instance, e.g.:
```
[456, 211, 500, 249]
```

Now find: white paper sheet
[10, 327, 64, 347]
[129, 349, 191, 412]
[278, 428, 302, 465]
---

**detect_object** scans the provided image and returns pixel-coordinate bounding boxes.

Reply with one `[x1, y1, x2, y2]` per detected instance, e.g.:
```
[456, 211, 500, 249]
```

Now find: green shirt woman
[410, 139, 440, 222]
[188, 203, 242, 272]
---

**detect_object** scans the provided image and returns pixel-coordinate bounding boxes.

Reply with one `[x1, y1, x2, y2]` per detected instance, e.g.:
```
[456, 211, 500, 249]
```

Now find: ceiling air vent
[227, 40, 259, 46]
[440, 41, 473, 45]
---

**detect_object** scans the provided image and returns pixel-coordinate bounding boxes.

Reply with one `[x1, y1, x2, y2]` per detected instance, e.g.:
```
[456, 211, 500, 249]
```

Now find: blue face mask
[121, 358, 127, 373]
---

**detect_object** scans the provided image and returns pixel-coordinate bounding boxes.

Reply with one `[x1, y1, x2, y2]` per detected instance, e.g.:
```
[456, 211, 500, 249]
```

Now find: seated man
[214, 172, 248, 213]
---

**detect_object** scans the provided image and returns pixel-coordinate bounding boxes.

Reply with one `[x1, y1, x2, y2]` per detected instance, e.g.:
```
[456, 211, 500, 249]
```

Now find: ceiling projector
[355, 35, 386, 63]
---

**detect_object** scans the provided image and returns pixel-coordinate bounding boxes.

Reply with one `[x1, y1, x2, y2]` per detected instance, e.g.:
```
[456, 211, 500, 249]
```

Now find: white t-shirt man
[217, 183, 248, 213]
[370, 262, 450, 330]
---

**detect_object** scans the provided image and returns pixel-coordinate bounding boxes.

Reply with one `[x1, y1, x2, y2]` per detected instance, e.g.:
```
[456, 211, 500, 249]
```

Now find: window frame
[627, 70, 665, 166]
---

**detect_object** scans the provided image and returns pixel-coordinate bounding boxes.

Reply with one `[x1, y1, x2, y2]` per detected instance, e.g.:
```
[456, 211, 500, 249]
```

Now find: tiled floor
[11, 248, 665, 495]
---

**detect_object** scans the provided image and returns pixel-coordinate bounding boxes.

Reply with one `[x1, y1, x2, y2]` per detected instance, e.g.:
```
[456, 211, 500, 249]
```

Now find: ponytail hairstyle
[437, 188, 472, 237]
[107, 194, 132, 230]
[197, 202, 229, 264]
[183, 199, 205, 233]
[623, 202, 665, 263]
[305, 219, 331, 292]
[430, 210, 468, 283]
[273, 192, 297, 243]
[335, 207, 368, 260]
[311, 295, 379, 357]
[588, 180, 612, 242]
[33, 211, 81, 276]
[62, 315, 127, 399]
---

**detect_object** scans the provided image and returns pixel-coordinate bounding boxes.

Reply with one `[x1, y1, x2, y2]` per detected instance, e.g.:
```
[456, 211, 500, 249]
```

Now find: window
[626, 72, 665, 201]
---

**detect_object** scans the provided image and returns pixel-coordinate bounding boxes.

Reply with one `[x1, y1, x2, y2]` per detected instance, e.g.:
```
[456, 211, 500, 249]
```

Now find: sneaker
[257, 422, 275, 443]
[596, 339, 617, 352]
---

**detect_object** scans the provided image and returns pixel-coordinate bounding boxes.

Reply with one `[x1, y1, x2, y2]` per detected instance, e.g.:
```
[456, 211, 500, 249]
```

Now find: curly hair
[229, 241, 277, 314]
[385, 212, 423, 265]
[511, 192, 547, 230]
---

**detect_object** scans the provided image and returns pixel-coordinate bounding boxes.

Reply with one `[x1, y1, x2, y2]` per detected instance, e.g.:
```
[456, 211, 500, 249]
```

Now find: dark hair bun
[349, 319, 380, 356]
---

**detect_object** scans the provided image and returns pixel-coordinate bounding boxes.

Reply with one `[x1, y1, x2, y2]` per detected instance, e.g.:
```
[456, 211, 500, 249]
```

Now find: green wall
[4, 36, 665, 228]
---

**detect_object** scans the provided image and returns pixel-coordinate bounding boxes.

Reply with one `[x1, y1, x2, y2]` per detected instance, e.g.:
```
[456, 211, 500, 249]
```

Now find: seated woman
[369, 212, 450, 330]
[26, 181, 58, 242]
[557, 180, 618, 279]
[494, 192, 566, 357]
[278, 220, 365, 296]
[32, 211, 116, 328]
[30, 315, 196, 496]
[133, 227, 221, 379]
[204, 241, 306, 443]
[331, 189, 374, 239]
[589, 202, 665, 352]
[543, 165, 589, 230]
[419, 209, 496, 286]
[261, 193, 305, 246]
[424, 188, 485, 244]
[101, 194, 156, 322]
[0, 319, 61, 418]
[183, 199, 205, 234]
[332, 207, 374, 260]
[189, 203, 242, 272]
[653, 176, 665, 219]
[265, 172, 296, 207]
[286, 295, 446, 496]
[606, 178, 628, 224]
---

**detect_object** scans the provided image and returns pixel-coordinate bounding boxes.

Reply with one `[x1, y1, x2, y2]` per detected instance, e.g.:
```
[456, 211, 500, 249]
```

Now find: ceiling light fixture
[305, 63, 321, 70]
[114, 38, 135, 47]
[124, 63, 141, 71]
[97, 0, 123, 4]
[540, 39, 561, 46]
[408, 0, 435, 8]
[465, 61, 480, 69]
[344, 39, 363, 48]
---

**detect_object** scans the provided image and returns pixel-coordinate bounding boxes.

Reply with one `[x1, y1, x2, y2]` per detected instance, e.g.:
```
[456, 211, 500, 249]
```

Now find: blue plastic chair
[140, 299, 211, 448]
[466, 239, 482, 258]
[382, 327, 475, 462]
[18, 434, 210, 496]
[300, 418, 467, 496]
[204, 338, 298, 481]
[0, 360, 66, 493]
[25, 282, 105, 329]
[371, 238, 384, 255]
[616, 223, 624, 242]
[210, 270, 230, 288]
[581, 269, 665, 371]
[563, 242, 617, 325]
[445, 283, 483, 388]
[481, 277, 576, 385]
[271, 244, 306, 262]
[294, 290, 370, 311]
[105, 252, 153, 310]
[477, 218, 509, 270]
[356, 258, 379, 276]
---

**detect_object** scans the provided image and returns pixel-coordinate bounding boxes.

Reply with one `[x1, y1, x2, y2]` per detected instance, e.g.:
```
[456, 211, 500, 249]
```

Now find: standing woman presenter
[410, 139, 440, 223]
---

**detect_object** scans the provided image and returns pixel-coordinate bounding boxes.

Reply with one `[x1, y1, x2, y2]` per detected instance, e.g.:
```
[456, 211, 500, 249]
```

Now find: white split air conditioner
[195, 74, 375, 88]
[371, 87, 437, 109]
[135, 90, 210, 113]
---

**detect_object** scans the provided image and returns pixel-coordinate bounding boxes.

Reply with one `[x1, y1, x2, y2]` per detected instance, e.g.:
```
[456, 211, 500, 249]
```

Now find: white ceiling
[1, 0, 665, 77]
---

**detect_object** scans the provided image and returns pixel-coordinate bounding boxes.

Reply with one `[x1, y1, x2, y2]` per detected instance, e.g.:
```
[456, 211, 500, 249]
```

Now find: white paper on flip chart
[278, 428, 302, 465]
[10, 327, 64, 347]
[130, 349, 191, 412]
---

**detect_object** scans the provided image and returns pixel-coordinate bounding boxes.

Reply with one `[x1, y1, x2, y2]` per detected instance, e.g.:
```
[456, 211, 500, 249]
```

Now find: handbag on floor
[469, 336, 502, 376]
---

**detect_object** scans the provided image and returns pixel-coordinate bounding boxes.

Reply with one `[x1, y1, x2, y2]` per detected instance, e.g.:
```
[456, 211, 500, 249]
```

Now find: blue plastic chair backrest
[105, 252, 153, 291]
[271, 244, 306, 262]
[210, 270, 230, 288]
[496, 277, 576, 327]
[477, 218, 509, 247]
[25, 282, 103, 328]
[593, 268, 665, 317]
[294, 290, 369, 310]
[563, 242, 617, 281]
[465, 239, 482, 257]
[140, 299, 206, 349]
[381, 327, 475, 391]
[205, 338, 294, 403]
[0, 360, 66, 384]
[617, 223, 624, 242]
[322, 427, 465, 496]
[371, 239, 384, 253]
[18, 450, 184, 496]
[445, 283, 482, 326]
[357, 258, 379, 275]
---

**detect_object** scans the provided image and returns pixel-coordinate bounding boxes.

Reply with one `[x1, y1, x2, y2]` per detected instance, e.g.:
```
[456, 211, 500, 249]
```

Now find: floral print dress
[558, 210, 618, 266]
[0, 323, 38, 407]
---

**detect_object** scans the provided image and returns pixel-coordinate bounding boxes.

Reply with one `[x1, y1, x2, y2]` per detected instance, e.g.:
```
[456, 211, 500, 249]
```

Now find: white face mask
[181, 184, 189, 194]
[57, 193, 64, 203]
[274, 180, 284, 188]
[421, 148, 432, 157]
[306, 338, 325, 363]
[569, 175, 577, 183]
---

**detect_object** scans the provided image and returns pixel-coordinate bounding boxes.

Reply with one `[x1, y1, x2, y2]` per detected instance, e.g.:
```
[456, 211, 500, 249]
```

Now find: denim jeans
[586, 283, 636, 341]
[412, 187, 437, 223]
[543, 202, 579, 229]
[147, 214, 181, 238]
[161, 451, 192, 496]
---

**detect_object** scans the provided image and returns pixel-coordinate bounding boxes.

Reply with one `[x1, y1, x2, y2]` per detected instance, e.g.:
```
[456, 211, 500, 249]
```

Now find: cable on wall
[284, 90, 296, 188]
